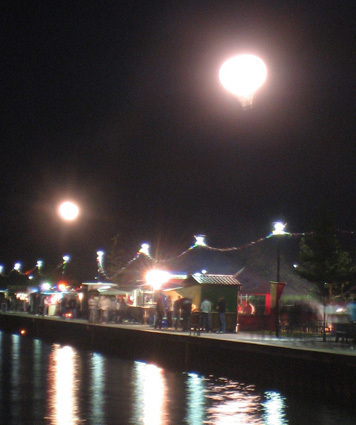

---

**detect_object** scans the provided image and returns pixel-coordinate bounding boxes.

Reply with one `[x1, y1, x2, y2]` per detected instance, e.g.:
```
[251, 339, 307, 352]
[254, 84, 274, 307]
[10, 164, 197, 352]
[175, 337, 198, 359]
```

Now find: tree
[296, 211, 356, 300]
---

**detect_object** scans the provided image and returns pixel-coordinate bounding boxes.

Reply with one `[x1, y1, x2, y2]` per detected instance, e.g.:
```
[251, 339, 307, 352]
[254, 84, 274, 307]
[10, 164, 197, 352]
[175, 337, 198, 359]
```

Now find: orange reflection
[46, 344, 80, 424]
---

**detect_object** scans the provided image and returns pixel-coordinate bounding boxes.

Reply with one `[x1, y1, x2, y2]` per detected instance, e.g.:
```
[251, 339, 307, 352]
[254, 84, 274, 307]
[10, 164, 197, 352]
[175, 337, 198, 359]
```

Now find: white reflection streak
[0, 333, 2, 401]
[33, 339, 42, 402]
[47, 345, 79, 425]
[262, 391, 287, 425]
[185, 373, 205, 425]
[91, 353, 105, 424]
[209, 396, 262, 424]
[11, 335, 20, 403]
[206, 382, 263, 425]
[134, 362, 165, 425]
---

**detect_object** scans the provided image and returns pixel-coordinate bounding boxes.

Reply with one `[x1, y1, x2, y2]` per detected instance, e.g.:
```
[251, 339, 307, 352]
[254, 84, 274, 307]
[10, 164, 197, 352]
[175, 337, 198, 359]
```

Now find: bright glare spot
[58, 201, 79, 221]
[273, 222, 286, 235]
[58, 283, 67, 292]
[219, 54, 267, 108]
[37, 260, 43, 269]
[14, 262, 21, 272]
[63, 255, 70, 263]
[195, 235, 206, 246]
[41, 282, 51, 291]
[146, 270, 170, 290]
[20, 329, 26, 335]
[140, 243, 150, 256]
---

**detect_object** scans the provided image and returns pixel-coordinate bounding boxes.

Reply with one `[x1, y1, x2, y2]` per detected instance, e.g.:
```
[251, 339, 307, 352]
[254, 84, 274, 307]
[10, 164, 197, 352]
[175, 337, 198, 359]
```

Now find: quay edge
[1, 312, 355, 407]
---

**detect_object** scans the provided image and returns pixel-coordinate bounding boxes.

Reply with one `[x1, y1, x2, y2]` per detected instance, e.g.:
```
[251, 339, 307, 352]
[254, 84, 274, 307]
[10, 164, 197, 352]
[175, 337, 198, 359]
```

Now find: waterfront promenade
[1, 310, 355, 356]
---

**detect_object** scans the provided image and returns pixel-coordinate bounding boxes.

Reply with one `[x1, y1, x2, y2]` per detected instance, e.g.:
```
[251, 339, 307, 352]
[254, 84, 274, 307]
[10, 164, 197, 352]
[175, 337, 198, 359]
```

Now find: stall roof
[186, 274, 241, 286]
[98, 288, 129, 296]
[81, 282, 118, 290]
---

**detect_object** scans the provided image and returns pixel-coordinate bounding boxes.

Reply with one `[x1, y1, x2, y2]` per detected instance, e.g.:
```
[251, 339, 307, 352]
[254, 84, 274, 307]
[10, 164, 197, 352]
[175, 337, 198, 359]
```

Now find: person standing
[217, 296, 226, 333]
[155, 294, 165, 329]
[88, 295, 96, 323]
[166, 295, 173, 328]
[180, 297, 192, 331]
[200, 297, 212, 332]
[173, 296, 182, 330]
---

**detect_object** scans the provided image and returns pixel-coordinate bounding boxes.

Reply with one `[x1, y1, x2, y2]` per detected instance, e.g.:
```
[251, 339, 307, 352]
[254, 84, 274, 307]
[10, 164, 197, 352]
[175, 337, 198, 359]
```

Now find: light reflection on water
[134, 362, 166, 424]
[46, 344, 80, 424]
[0, 331, 355, 425]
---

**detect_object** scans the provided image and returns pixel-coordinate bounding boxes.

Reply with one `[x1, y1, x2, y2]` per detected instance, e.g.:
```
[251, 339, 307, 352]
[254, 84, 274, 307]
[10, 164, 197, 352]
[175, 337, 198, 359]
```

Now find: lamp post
[272, 222, 286, 337]
[62, 255, 70, 275]
[96, 250, 104, 281]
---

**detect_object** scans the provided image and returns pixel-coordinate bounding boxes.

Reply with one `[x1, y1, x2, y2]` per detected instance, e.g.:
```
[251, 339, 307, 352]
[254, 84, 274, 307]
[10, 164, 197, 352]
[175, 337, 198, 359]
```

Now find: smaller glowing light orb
[194, 235, 206, 246]
[41, 282, 51, 291]
[59, 201, 79, 221]
[20, 329, 26, 335]
[273, 222, 286, 235]
[63, 255, 70, 263]
[219, 54, 267, 108]
[140, 243, 150, 256]
[14, 262, 22, 272]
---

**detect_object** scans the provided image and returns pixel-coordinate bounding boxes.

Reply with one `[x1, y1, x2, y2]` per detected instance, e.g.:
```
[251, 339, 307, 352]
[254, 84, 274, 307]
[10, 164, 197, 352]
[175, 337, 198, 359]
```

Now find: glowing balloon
[58, 201, 79, 221]
[219, 54, 267, 109]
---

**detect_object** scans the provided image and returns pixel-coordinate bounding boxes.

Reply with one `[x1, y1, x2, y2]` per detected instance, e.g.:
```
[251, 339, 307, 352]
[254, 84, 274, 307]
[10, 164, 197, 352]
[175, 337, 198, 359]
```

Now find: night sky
[2, 1, 355, 280]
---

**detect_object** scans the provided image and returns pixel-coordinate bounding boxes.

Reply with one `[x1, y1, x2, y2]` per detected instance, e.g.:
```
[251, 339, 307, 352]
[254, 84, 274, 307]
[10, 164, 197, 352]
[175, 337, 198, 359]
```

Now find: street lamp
[139, 243, 150, 257]
[273, 222, 286, 284]
[62, 255, 70, 275]
[96, 250, 105, 280]
[272, 222, 286, 337]
[194, 235, 206, 247]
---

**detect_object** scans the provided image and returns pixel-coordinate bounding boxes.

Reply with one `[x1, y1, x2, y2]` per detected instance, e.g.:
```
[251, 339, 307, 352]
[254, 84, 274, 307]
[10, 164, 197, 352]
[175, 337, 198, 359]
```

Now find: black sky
[1, 1, 355, 279]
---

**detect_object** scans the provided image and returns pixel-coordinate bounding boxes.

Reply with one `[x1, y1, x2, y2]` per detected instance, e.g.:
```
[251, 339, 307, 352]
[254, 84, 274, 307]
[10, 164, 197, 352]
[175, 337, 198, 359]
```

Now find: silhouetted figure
[217, 296, 226, 333]
[180, 297, 192, 331]
[155, 294, 166, 329]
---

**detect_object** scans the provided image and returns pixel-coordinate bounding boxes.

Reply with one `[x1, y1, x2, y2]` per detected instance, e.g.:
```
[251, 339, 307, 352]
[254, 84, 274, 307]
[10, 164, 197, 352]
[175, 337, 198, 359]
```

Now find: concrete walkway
[7, 311, 354, 357]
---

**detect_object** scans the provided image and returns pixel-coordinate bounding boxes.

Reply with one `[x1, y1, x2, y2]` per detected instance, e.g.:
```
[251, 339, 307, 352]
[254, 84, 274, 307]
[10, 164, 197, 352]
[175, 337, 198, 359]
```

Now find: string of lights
[2, 229, 355, 279]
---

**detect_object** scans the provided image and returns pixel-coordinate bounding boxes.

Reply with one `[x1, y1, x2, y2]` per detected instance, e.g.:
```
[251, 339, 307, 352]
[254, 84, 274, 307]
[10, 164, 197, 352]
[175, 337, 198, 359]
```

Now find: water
[0, 331, 355, 425]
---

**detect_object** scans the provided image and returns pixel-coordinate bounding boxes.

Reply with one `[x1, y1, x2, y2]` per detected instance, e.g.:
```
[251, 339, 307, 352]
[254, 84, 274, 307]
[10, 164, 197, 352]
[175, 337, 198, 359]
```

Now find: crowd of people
[88, 294, 128, 324]
[152, 293, 228, 333]
[85, 292, 229, 332]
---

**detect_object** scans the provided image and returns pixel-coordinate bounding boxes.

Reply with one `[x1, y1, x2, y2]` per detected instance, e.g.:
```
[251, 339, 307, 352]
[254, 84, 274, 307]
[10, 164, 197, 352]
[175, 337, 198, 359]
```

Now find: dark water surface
[0, 331, 355, 425]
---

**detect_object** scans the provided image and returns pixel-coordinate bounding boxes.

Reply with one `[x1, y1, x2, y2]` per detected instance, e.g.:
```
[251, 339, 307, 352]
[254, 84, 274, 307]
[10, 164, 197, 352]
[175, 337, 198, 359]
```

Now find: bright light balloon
[58, 201, 79, 221]
[219, 54, 267, 109]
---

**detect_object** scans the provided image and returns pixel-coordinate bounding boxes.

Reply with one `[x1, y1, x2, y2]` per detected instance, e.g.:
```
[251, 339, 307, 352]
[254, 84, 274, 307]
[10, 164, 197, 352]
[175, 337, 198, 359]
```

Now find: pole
[275, 238, 280, 337]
